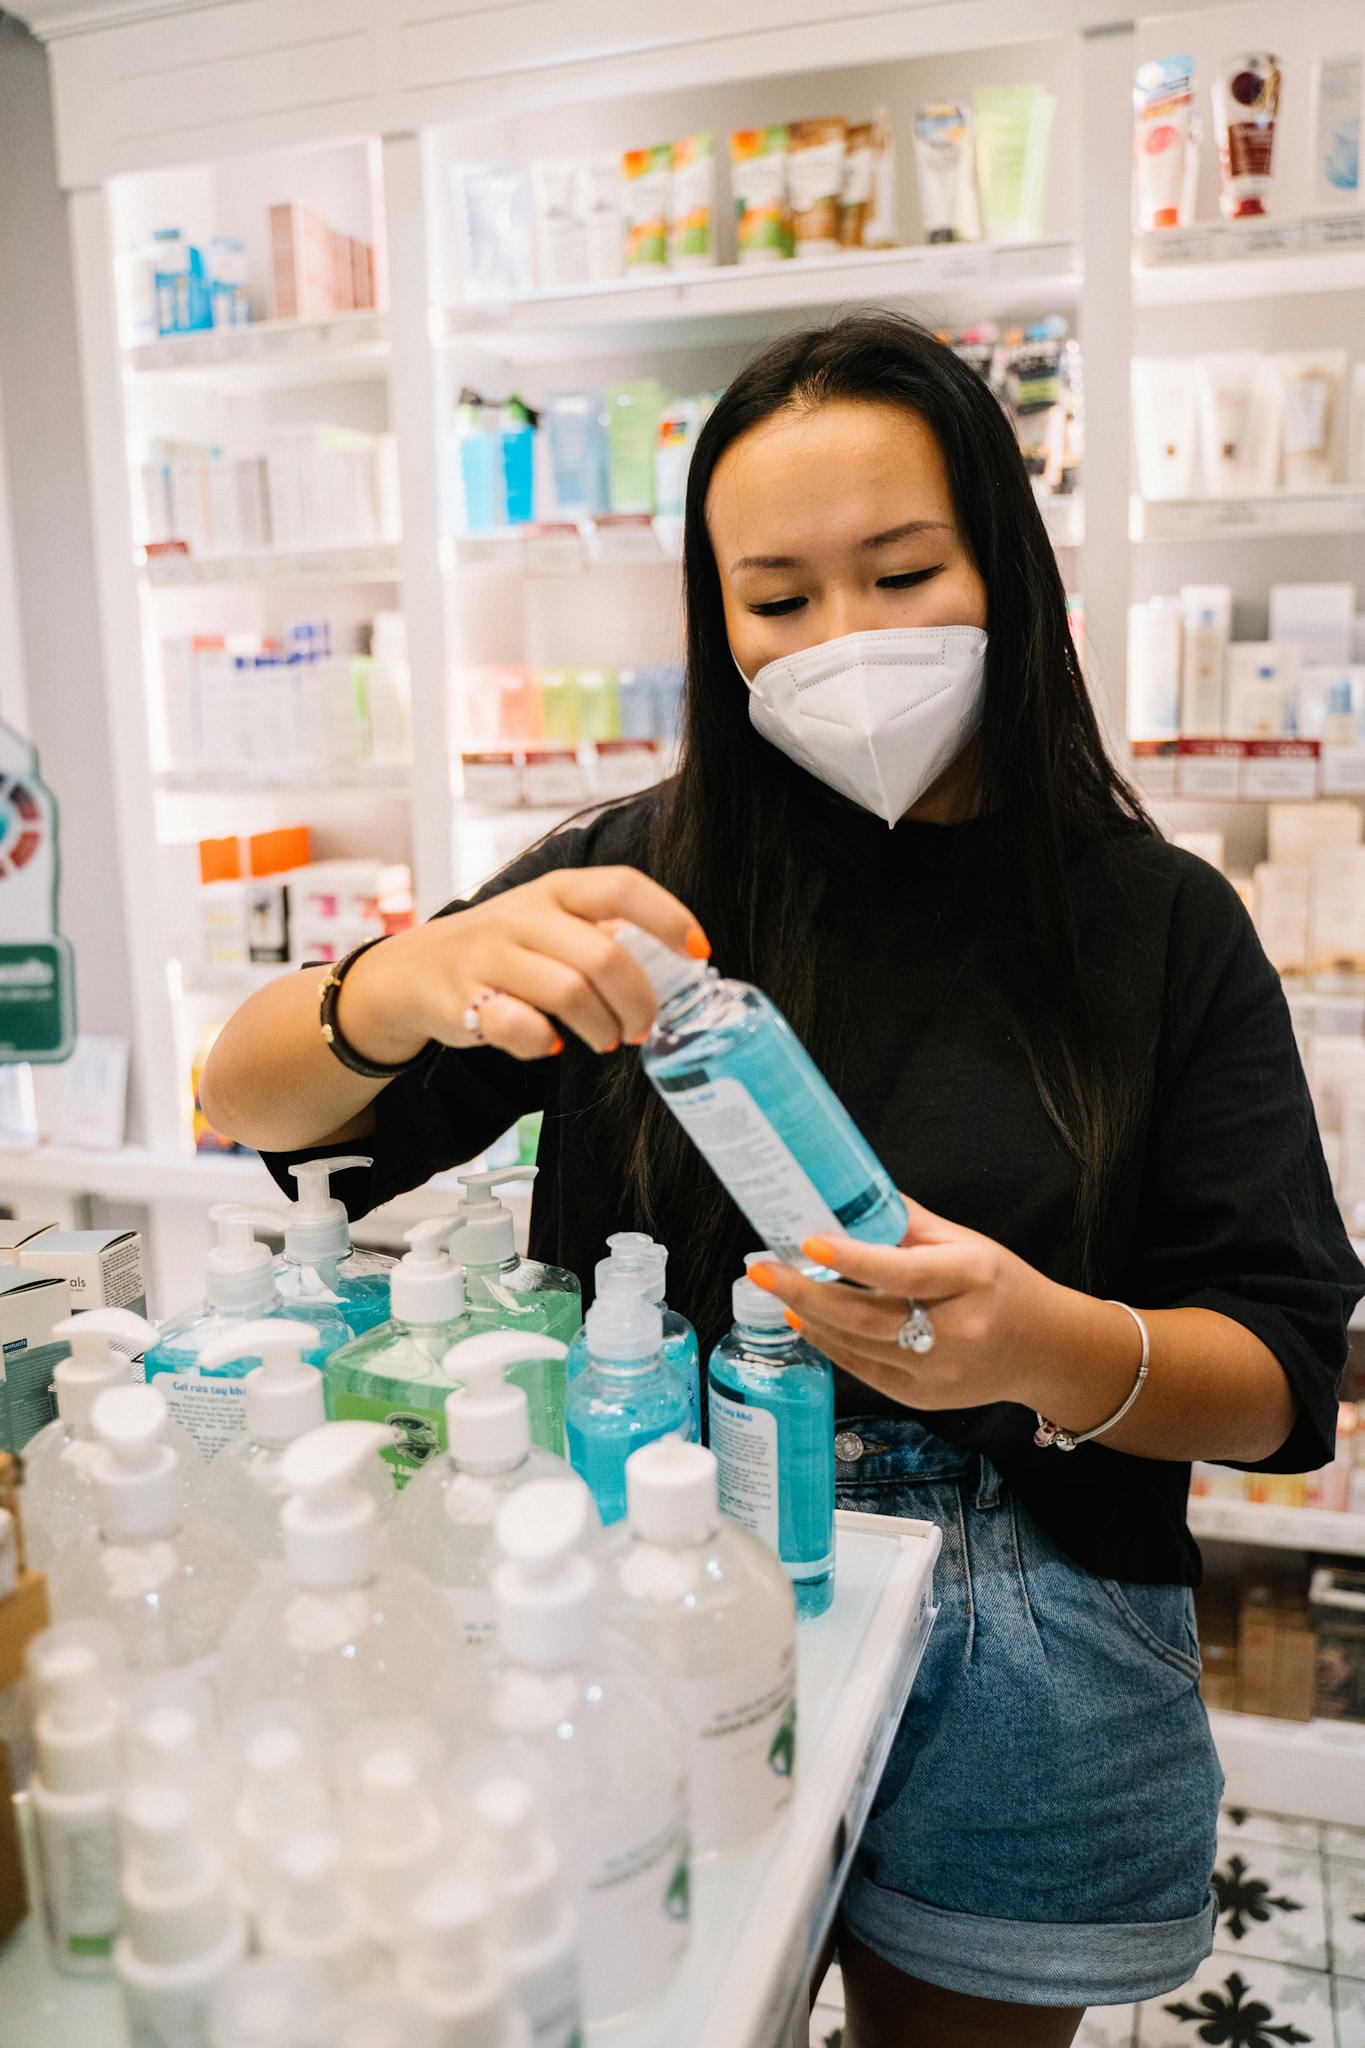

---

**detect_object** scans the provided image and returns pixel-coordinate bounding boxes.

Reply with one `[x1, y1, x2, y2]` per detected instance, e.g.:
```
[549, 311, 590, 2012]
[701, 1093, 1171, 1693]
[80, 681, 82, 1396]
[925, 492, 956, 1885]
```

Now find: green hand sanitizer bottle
[447, 1166, 582, 1456]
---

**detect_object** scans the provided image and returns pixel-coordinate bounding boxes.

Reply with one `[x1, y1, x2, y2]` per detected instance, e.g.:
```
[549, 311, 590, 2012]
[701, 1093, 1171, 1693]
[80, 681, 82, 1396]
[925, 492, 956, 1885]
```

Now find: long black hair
[608, 311, 1155, 1336]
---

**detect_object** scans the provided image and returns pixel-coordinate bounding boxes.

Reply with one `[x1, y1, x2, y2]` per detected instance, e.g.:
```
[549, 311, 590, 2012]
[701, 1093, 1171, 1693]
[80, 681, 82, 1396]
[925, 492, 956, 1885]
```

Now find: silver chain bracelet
[1034, 1300, 1151, 1452]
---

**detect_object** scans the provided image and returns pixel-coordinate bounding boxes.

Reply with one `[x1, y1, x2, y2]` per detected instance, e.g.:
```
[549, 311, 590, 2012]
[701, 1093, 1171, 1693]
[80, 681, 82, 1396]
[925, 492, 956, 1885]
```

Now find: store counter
[0, 1509, 939, 2048]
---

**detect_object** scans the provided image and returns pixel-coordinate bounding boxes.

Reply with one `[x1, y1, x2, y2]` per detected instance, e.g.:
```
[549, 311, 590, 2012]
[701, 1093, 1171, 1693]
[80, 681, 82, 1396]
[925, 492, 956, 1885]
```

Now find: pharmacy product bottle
[341, 1734, 446, 1947]
[47, 1385, 259, 1704]
[258, 1826, 381, 1993]
[565, 1232, 699, 1431]
[617, 922, 906, 1271]
[564, 1293, 692, 1526]
[122, 1693, 228, 1844]
[324, 1221, 472, 1491]
[334, 1987, 442, 2048]
[708, 1253, 835, 1619]
[448, 1166, 582, 1452]
[488, 1480, 689, 2024]
[115, 1783, 249, 2048]
[272, 1158, 394, 1336]
[143, 1208, 348, 1460]
[216, 1420, 464, 1741]
[397, 1878, 531, 2047]
[472, 1773, 582, 2048]
[208, 1955, 331, 2048]
[28, 1622, 124, 1976]
[607, 1439, 796, 1854]
[228, 1708, 332, 1901]
[24, 1309, 200, 1574]
[385, 1331, 586, 1650]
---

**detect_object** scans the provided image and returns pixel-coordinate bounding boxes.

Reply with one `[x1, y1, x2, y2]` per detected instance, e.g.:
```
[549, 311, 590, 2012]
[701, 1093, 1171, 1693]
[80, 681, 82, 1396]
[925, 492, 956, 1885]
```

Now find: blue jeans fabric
[835, 1418, 1222, 2007]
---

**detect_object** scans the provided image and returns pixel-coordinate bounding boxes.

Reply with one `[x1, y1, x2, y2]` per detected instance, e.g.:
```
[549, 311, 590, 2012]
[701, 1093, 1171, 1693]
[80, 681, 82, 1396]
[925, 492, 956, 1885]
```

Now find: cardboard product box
[0, 1269, 71, 1451]
[0, 1222, 57, 1268]
[0, 1739, 27, 1945]
[20, 1229, 146, 1321]
[1237, 1582, 1280, 1716]
[1271, 1605, 1319, 1721]
[1197, 1591, 1240, 1711]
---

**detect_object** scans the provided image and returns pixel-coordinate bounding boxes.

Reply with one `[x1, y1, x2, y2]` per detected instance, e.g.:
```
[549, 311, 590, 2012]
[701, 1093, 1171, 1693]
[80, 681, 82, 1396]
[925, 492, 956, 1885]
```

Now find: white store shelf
[1209, 1708, 1365, 1830]
[1188, 1497, 1365, 1557]
[1132, 490, 1365, 543]
[123, 310, 390, 388]
[140, 542, 402, 587]
[1133, 212, 1365, 304]
[436, 239, 1080, 360]
[153, 766, 411, 796]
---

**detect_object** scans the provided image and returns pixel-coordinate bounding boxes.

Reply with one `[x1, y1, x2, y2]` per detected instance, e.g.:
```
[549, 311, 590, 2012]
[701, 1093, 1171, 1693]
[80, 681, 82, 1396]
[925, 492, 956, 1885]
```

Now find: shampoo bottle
[607, 1439, 796, 1855]
[708, 1253, 836, 1619]
[28, 1622, 124, 1976]
[448, 1166, 583, 1452]
[617, 922, 907, 1272]
[115, 1783, 249, 2048]
[273, 1158, 394, 1336]
[385, 1330, 586, 1649]
[565, 1231, 699, 1431]
[564, 1293, 692, 1525]
[472, 1772, 583, 2048]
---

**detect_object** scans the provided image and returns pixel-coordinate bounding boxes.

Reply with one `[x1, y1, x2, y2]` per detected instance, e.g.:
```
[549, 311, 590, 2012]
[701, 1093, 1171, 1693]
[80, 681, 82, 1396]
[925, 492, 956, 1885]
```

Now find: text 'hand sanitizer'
[565, 1232, 698, 1432]
[385, 1330, 589, 1650]
[608, 1439, 796, 1856]
[617, 922, 907, 1273]
[276, 1157, 394, 1335]
[28, 1621, 124, 1977]
[324, 1221, 470, 1491]
[564, 1292, 692, 1526]
[709, 1252, 835, 1619]
[448, 1167, 582, 1454]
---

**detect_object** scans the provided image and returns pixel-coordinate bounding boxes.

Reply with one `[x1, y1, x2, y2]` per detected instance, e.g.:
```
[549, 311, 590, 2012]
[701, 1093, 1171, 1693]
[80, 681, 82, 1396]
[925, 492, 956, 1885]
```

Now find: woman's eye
[877, 567, 943, 590]
[749, 596, 807, 618]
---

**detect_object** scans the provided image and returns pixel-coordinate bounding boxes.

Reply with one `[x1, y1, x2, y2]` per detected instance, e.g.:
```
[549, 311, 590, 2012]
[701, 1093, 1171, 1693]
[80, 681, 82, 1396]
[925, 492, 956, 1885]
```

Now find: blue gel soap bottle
[565, 1291, 692, 1526]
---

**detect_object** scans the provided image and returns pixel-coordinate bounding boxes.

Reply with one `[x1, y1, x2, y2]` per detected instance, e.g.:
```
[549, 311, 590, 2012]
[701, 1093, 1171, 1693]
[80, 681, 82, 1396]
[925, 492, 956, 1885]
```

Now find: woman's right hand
[338, 866, 709, 1064]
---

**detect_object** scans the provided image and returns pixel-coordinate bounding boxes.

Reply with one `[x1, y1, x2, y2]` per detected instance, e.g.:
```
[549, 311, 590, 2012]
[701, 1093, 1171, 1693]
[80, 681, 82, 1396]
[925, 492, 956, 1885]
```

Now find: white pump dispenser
[199, 1323, 348, 1561]
[344, 1735, 446, 1944]
[204, 1207, 279, 1318]
[284, 1158, 372, 1265]
[115, 1782, 248, 2047]
[391, 1218, 466, 1325]
[259, 1826, 380, 1990]
[396, 1878, 531, 2047]
[448, 1167, 525, 1268]
[262, 1161, 395, 1338]
[29, 1621, 124, 1977]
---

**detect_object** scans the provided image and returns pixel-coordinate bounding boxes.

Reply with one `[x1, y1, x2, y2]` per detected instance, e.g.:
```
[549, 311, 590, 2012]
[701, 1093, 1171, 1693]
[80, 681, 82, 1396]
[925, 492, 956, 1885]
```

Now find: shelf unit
[1209, 1708, 1365, 1830]
[1188, 1497, 1365, 1558]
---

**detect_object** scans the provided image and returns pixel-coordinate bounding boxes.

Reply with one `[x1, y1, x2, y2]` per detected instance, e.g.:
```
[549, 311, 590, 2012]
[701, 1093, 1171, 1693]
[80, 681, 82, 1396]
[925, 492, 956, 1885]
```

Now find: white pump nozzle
[279, 1421, 389, 1588]
[733, 1249, 787, 1331]
[29, 1621, 123, 1795]
[615, 921, 707, 1009]
[206, 1205, 279, 1317]
[91, 1384, 180, 1540]
[198, 1321, 324, 1446]
[493, 1479, 597, 1668]
[584, 1288, 663, 1367]
[119, 1781, 243, 1970]
[447, 1165, 535, 1269]
[391, 1219, 465, 1326]
[439, 1331, 567, 1471]
[285, 1157, 373, 1264]
[472, 1774, 572, 1954]
[50, 1307, 160, 1432]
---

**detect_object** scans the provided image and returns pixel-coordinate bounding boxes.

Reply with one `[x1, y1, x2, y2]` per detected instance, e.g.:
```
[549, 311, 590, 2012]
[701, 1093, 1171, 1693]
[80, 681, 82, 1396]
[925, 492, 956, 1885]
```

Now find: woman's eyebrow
[732, 519, 951, 572]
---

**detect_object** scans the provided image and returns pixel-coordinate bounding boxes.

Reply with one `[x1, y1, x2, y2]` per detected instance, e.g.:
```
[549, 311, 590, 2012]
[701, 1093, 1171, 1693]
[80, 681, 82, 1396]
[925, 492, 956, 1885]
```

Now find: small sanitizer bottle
[564, 1293, 693, 1526]
[708, 1253, 836, 1619]
[565, 1233, 699, 1431]
[273, 1157, 395, 1336]
[472, 1773, 583, 2048]
[115, 1783, 248, 2048]
[28, 1622, 124, 1977]
[616, 923, 907, 1272]
[396, 1879, 532, 2048]
[207, 1955, 331, 2048]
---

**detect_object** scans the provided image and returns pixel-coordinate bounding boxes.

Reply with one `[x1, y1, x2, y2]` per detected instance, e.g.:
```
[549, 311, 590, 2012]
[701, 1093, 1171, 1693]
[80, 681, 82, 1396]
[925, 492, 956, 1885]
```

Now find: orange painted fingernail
[684, 926, 711, 960]
[628, 1031, 650, 1045]
[748, 1263, 775, 1290]
[548, 1035, 565, 1055]
[801, 1237, 835, 1263]
[606, 1041, 621, 1054]
[783, 1309, 803, 1332]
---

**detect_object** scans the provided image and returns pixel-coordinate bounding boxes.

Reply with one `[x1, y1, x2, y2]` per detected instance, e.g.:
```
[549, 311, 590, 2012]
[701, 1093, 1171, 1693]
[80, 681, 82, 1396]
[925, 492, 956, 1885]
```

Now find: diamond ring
[896, 1301, 935, 1353]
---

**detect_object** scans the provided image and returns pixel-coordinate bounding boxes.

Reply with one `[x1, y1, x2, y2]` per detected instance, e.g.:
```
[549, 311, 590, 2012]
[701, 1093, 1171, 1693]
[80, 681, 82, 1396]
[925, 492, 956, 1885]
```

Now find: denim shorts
[835, 1418, 1222, 2008]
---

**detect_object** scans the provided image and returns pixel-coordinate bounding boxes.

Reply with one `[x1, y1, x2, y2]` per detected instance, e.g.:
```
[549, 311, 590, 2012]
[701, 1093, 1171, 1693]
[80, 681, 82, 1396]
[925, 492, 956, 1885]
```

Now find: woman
[203, 314, 1362, 2047]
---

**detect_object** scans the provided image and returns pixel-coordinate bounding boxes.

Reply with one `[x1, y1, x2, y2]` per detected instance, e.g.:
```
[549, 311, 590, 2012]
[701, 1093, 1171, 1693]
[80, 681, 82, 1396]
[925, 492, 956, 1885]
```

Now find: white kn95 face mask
[738, 625, 988, 827]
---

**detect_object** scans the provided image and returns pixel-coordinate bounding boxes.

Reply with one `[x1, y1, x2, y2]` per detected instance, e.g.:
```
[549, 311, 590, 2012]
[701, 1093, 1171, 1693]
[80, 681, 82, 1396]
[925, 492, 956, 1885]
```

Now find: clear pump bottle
[617, 922, 906, 1271]
[270, 1157, 394, 1337]
[564, 1293, 693, 1526]
[258, 1827, 381, 1993]
[28, 1621, 124, 1976]
[708, 1253, 835, 1619]
[565, 1232, 699, 1431]
[396, 1878, 532, 2047]
[472, 1773, 582, 2048]
[447, 1166, 582, 1452]
[115, 1783, 249, 2048]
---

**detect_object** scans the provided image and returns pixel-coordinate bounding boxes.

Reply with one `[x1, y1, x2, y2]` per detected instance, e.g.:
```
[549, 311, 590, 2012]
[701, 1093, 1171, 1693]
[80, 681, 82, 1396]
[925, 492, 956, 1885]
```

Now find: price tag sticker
[1242, 740, 1319, 801]
[1179, 740, 1244, 800]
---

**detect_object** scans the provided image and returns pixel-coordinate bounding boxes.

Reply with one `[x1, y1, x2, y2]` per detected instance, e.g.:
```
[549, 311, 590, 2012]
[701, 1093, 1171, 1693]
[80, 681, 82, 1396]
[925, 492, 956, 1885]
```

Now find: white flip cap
[583, 1288, 662, 1366]
[284, 1157, 373, 1264]
[279, 1421, 388, 1587]
[447, 1166, 534, 1268]
[29, 1624, 122, 1795]
[493, 1480, 596, 1668]
[51, 1308, 159, 1432]
[264, 1828, 364, 1963]
[398, 1876, 502, 2011]
[391, 1219, 465, 1325]
[234, 1715, 330, 1843]
[614, 921, 707, 1009]
[472, 1774, 571, 1953]
[119, 1781, 238, 1967]
[206, 1206, 279, 1316]
[199, 1321, 324, 1446]
[733, 1249, 787, 1332]
[441, 1331, 568, 1471]
[91, 1384, 179, 1540]
[123, 1699, 209, 1797]
[626, 1437, 720, 1547]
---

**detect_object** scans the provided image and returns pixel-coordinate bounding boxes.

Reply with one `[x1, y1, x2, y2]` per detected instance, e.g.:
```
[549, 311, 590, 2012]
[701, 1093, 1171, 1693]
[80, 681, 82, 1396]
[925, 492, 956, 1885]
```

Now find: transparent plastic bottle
[340, 1732, 446, 1947]
[28, 1621, 125, 1977]
[605, 1439, 797, 1855]
[396, 1878, 531, 2047]
[257, 1827, 382, 1993]
[115, 1783, 249, 2048]
[564, 1294, 692, 1526]
[208, 1956, 333, 2048]
[472, 1773, 582, 2048]
[617, 922, 907, 1272]
[385, 1331, 590, 1650]
[265, 1157, 394, 1338]
[564, 1233, 699, 1433]
[708, 1253, 836, 1619]
[447, 1166, 582, 1453]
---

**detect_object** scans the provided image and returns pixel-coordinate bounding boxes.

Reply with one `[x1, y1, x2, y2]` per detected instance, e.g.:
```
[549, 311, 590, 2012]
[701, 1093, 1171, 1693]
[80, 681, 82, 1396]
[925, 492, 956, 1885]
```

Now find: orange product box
[198, 835, 242, 885]
[248, 825, 311, 878]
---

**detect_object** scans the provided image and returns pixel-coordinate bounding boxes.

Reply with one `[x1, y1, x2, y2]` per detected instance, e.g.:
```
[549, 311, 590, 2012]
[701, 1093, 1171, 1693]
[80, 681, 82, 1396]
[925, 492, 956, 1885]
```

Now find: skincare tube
[1134, 57, 1196, 231]
[1179, 585, 1232, 737]
[669, 133, 716, 266]
[971, 85, 1056, 241]
[1132, 358, 1198, 500]
[1315, 56, 1362, 207]
[912, 105, 981, 244]
[1127, 600, 1183, 742]
[788, 119, 848, 258]
[1271, 351, 1346, 493]
[1213, 54, 1281, 219]
[1194, 355, 1267, 497]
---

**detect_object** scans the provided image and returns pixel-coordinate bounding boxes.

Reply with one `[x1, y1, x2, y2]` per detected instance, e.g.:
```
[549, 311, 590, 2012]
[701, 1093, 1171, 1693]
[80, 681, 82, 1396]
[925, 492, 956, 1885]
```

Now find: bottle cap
[441, 1331, 567, 1471]
[391, 1219, 465, 1325]
[599, 1231, 668, 1305]
[447, 1167, 534, 1269]
[207, 1956, 329, 2048]
[90, 1385, 180, 1540]
[397, 1876, 500, 2006]
[493, 1480, 596, 1668]
[626, 1438, 720, 1547]
[279, 1422, 388, 1587]
[119, 1781, 240, 1968]
[123, 1697, 211, 1799]
[29, 1623, 122, 1795]
[614, 922, 707, 1009]
[733, 1249, 787, 1332]
[50, 1308, 158, 1432]
[234, 1711, 330, 1844]
[472, 1774, 572, 1954]
[199, 1322, 324, 1447]
[264, 1827, 360, 1961]
[350, 1741, 440, 1853]
[584, 1289, 662, 1366]
[284, 1158, 372, 1264]
[206, 1206, 279, 1316]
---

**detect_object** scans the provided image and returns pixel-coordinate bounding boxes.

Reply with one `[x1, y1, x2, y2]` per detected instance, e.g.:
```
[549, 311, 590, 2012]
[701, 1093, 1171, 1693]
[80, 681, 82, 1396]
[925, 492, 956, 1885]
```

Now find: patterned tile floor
[809, 1807, 1365, 2047]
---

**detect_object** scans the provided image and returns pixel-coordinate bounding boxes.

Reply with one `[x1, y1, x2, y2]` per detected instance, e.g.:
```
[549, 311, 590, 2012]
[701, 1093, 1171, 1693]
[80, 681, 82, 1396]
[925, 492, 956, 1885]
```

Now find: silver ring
[461, 989, 500, 1042]
[896, 1301, 935, 1354]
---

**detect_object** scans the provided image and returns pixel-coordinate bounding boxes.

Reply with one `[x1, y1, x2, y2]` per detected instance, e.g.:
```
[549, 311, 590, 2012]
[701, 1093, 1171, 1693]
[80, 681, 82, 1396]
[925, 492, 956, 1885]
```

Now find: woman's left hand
[750, 1195, 1063, 1411]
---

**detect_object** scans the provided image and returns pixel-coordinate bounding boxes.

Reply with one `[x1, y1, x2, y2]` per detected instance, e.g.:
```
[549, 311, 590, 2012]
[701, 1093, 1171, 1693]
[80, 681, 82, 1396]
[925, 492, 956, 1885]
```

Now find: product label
[674, 1644, 797, 1851]
[0, 1338, 63, 1448]
[328, 1386, 445, 1490]
[449, 1585, 497, 1650]
[124, 1980, 218, 2048]
[519, 1951, 583, 2048]
[34, 1806, 118, 1963]
[143, 1368, 247, 1459]
[659, 1074, 838, 1261]
[708, 1388, 779, 1550]
[582, 1798, 689, 2018]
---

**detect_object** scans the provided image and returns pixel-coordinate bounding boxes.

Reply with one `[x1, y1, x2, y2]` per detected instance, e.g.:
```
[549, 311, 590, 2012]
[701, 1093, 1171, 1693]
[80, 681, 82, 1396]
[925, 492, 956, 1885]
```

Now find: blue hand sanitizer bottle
[615, 925, 906, 1275]
[272, 1157, 394, 1337]
[708, 1252, 835, 1619]
[565, 1292, 693, 1525]
[565, 1232, 699, 1432]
